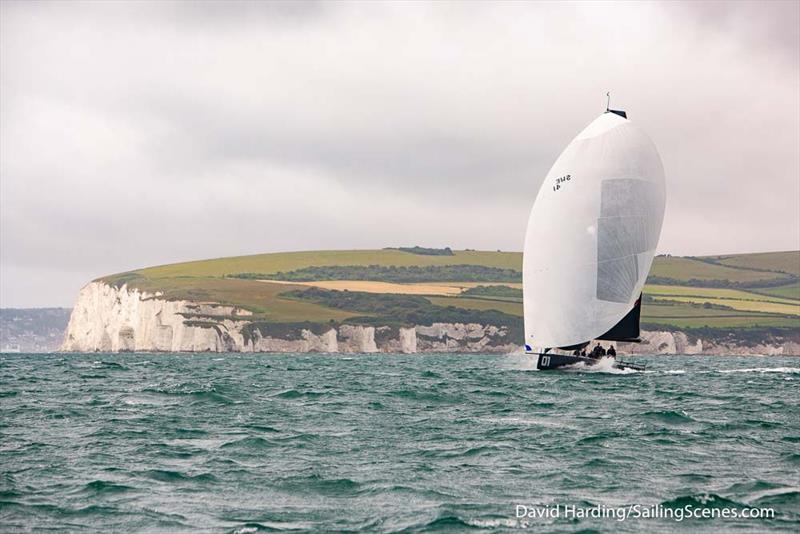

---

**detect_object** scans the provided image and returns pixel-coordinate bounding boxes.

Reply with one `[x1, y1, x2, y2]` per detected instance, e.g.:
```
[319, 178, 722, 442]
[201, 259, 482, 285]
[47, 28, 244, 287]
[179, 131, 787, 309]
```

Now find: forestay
[523, 111, 666, 350]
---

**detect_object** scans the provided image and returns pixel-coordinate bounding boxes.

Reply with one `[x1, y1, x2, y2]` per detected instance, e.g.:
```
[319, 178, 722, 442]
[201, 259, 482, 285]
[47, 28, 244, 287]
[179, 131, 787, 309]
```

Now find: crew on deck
[587, 343, 617, 358]
[590, 343, 606, 358]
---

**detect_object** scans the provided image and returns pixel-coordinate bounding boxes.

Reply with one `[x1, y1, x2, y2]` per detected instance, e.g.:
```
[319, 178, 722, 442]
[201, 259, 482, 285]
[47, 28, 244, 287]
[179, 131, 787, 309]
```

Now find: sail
[523, 112, 665, 351]
[597, 294, 641, 342]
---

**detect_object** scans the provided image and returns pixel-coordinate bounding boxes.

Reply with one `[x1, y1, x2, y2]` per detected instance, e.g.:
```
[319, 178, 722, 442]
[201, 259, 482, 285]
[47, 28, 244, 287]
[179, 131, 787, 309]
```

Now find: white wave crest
[717, 367, 800, 374]
[467, 517, 526, 528]
[563, 356, 640, 374]
[503, 353, 539, 371]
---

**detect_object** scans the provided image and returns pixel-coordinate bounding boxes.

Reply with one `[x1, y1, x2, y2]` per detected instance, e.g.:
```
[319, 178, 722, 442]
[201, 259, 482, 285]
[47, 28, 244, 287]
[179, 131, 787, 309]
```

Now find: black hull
[535, 353, 645, 372]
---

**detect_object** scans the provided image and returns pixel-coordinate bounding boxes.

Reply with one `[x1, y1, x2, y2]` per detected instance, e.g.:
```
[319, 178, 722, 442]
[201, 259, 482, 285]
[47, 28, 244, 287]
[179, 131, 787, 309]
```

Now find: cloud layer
[2, 1, 798, 306]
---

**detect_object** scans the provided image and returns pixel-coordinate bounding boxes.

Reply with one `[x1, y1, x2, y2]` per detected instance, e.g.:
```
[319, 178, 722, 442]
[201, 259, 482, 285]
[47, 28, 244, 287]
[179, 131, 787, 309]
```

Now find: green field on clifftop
[101, 249, 800, 334]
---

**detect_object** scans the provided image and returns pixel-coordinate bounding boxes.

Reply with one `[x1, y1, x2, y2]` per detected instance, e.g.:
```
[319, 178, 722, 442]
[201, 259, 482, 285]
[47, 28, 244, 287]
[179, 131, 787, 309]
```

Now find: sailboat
[523, 104, 665, 371]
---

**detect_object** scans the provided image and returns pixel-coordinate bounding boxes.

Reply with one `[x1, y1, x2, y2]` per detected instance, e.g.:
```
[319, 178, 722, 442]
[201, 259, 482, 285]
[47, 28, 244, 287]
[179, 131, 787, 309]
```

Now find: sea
[1, 352, 798, 533]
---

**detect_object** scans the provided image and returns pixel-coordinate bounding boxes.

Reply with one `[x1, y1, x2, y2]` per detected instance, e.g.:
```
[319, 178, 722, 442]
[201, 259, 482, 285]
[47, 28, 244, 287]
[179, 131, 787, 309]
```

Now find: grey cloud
[1, 1, 798, 307]
[675, 0, 799, 61]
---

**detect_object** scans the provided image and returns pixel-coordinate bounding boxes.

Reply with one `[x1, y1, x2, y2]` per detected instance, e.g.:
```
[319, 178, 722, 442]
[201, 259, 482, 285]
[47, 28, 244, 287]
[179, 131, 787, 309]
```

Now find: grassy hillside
[100, 249, 799, 334]
[702, 251, 799, 276]
[648, 256, 791, 284]
[129, 249, 522, 280]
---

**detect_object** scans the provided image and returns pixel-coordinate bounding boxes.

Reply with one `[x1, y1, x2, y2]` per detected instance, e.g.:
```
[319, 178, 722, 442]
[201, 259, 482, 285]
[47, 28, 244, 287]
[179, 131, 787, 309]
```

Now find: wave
[749, 487, 800, 507]
[83, 480, 134, 494]
[576, 431, 621, 444]
[642, 410, 696, 424]
[141, 386, 235, 404]
[675, 473, 715, 482]
[717, 367, 800, 374]
[466, 517, 526, 528]
[413, 513, 526, 531]
[389, 389, 457, 403]
[0, 501, 121, 517]
[175, 427, 209, 436]
[782, 453, 800, 464]
[228, 520, 317, 532]
[562, 357, 641, 374]
[141, 469, 217, 483]
[418, 514, 473, 530]
[92, 361, 129, 371]
[271, 433, 320, 446]
[229, 523, 280, 533]
[357, 484, 455, 500]
[220, 436, 276, 450]
[244, 424, 280, 433]
[277, 474, 361, 496]
[661, 493, 748, 509]
[191, 391, 235, 404]
[273, 389, 324, 399]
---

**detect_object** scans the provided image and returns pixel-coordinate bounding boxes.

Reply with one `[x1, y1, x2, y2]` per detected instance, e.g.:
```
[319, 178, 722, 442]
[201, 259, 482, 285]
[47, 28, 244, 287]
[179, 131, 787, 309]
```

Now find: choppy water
[1, 353, 798, 533]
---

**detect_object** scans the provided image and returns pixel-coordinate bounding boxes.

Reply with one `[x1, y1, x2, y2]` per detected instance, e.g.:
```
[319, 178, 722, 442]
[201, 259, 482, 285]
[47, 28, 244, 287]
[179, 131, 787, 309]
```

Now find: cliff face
[62, 282, 800, 355]
[61, 282, 253, 352]
[620, 330, 800, 357]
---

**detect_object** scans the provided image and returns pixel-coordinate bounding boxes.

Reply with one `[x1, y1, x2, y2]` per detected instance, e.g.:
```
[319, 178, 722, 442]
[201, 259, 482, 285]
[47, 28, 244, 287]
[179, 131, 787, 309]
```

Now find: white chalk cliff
[61, 282, 518, 353]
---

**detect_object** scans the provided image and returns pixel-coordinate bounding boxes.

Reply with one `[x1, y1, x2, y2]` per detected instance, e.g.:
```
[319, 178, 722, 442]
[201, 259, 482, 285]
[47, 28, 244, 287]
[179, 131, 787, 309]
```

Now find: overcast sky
[1, 1, 799, 307]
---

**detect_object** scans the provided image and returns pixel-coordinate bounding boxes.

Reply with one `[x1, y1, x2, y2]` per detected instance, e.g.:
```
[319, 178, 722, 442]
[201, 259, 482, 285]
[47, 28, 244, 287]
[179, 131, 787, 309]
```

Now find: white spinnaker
[522, 112, 666, 350]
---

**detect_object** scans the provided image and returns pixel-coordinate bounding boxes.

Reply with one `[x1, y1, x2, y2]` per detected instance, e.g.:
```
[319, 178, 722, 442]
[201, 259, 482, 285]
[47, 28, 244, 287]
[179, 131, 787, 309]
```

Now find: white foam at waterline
[481, 415, 577, 429]
[717, 367, 800, 374]
[745, 486, 800, 504]
[503, 353, 539, 371]
[467, 517, 527, 528]
[563, 356, 640, 374]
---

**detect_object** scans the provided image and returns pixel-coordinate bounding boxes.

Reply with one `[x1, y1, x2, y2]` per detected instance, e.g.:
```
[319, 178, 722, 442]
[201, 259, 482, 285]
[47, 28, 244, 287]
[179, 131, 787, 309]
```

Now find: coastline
[59, 281, 800, 356]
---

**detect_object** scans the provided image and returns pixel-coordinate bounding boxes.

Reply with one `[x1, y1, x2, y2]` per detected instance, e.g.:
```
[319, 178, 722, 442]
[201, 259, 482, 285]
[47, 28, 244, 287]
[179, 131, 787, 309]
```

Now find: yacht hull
[535, 353, 644, 372]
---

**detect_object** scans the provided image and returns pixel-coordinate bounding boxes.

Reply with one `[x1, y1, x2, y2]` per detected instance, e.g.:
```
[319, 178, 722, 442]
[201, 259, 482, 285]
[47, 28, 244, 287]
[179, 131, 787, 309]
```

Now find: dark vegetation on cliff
[386, 246, 455, 256]
[229, 264, 521, 283]
[462, 285, 523, 300]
